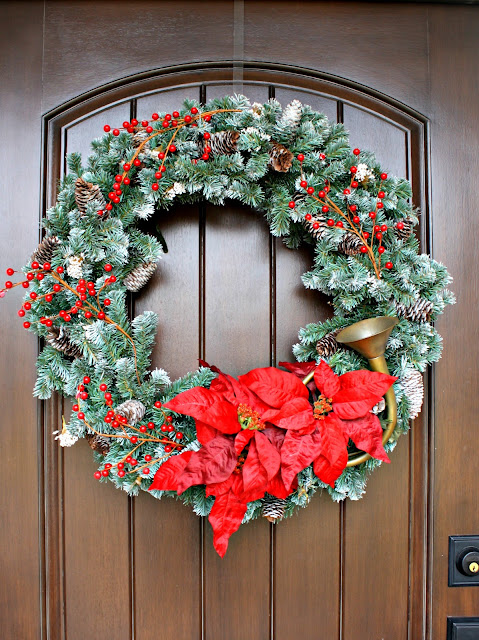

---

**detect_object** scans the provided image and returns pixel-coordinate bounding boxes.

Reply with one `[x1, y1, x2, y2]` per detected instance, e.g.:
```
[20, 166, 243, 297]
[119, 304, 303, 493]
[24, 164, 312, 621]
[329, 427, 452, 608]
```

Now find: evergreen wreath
[1, 95, 454, 556]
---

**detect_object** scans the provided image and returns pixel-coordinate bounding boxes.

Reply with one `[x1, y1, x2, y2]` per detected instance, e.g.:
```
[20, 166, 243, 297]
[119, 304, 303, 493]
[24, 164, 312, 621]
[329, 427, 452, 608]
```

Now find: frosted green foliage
[18, 94, 454, 516]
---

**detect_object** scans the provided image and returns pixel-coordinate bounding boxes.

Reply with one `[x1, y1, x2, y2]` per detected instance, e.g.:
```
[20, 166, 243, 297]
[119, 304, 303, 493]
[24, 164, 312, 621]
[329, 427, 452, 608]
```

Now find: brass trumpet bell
[336, 316, 399, 467]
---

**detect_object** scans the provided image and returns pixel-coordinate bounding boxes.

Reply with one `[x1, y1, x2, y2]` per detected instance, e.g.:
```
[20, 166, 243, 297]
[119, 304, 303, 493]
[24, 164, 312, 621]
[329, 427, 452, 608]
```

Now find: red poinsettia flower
[275, 360, 397, 489]
[149, 366, 307, 556]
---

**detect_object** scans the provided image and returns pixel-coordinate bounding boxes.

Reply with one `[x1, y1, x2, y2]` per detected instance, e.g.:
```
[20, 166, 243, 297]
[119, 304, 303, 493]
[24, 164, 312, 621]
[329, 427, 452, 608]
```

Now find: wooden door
[1, 3, 478, 639]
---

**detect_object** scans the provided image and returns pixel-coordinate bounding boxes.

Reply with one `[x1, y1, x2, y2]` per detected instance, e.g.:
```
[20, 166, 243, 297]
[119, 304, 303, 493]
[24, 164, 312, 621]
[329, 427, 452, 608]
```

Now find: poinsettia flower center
[237, 403, 265, 430]
[313, 395, 333, 420]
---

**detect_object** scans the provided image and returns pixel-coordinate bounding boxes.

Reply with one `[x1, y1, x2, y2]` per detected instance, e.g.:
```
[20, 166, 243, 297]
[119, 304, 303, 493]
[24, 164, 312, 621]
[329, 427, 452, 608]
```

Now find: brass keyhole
[469, 561, 479, 574]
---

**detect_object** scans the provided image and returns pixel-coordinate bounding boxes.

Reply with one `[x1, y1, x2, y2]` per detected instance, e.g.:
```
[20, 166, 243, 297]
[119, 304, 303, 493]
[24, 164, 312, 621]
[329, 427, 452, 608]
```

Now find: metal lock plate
[449, 536, 479, 587]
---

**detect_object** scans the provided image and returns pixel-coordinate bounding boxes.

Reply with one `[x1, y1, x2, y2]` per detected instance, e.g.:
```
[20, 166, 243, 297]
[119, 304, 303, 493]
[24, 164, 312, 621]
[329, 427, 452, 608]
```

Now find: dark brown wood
[1, 2, 478, 638]
[0, 4, 43, 639]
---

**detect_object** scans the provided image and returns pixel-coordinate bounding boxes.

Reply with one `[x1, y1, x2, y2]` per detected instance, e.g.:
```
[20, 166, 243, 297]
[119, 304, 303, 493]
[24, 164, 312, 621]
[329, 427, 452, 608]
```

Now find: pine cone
[115, 400, 146, 426]
[269, 142, 294, 172]
[401, 368, 424, 419]
[67, 255, 84, 280]
[123, 262, 157, 292]
[280, 99, 302, 129]
[304, 216, 329, 241]
[261, 494, 286, 522]
[31, 235, 61, 265]
[74, 177, 106, 214]
[85, 432, 110, 455]
[395, 298, 433, 323]
[394, 218, 414, 241]
[131, 128, 150, 148]
[206, 130, 240, 156]
[46, 326, 83, 358]
[316, 329, 341, 357]
[337, 232, 363, 256]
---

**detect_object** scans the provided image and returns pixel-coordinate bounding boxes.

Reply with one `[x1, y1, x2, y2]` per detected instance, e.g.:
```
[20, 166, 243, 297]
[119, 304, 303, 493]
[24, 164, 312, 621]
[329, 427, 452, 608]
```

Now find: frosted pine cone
[85, 432, 110, 455]
[280, 99, 302, 130]
[53, 429, 79, 447]
[316, 329, 340, 357]
[355, 163, 375, 185]
[31, 235, 61, 265]
[206, 130, 240, 156]
[395, 298, 433, 323]
[261, 494, 286, 522]
[304, 216, 329, 241]
[67, 254, 85, 279]
[395, 218, 414, 241]
[165, 182, 186, 201]
[131, 128, 150, 148]
[74, 177, 106, 214]
[123, 262, 157, 292]
[115, 400, 146, 426]
[269, 142, 293, 172]
[401, 368, 424, 420]
[46, 326, 83, 358]
[337, 232, 363, 256]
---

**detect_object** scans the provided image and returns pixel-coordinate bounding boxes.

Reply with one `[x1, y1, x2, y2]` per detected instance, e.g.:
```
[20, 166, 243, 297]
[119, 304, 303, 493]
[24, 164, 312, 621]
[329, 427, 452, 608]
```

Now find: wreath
[1, 95, 454, 556]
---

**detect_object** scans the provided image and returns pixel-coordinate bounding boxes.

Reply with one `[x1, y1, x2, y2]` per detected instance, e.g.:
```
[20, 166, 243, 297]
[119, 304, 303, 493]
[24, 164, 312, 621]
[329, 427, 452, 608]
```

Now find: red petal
[195, 420, 217, 444]
[313, 360, 341, 397]
[313, 451, 347, 488]
[341, 413, 390, 463]
[262, 425, 286, 450]
[332, 370, 396, 419]
[279, 361, 316, 378]
[264, 398, 316, 434]
[234, 429, 255, 455]
[176, 435, 237, 493]
[208, 491, 248, 557]
[280, 428, 323, 490]
[206, 474, 235, 497]
[239, 366, 309, 408]
[266, 472, 297, 499]
[164, 387, 240, 433]
[254, 431, 281, 480]
[312, 414, 348, 487]
[241, 438, 269, 499]
[149, 451, 193, 492]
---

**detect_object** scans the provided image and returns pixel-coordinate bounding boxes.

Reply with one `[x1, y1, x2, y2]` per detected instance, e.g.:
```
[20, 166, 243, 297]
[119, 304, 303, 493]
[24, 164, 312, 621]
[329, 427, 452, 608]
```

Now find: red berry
[385, 261, 393, 269]
[113, 196, 120, 203]
[343, 189, 350, 195]
[103, 125, 111, 132]
[336, 221, 344, 228]
[17, 309, 25, 317]
[112, 129, 120, 136]
[288, 201, 295, 209]
[140, 120, 148, 127]
[104, 416, 112, 423]
[144, 454, 152, 462]
[145, 126, 153, 133]
[164, 445, 172, 453]
[184, 115, 192, 123]
[312, 221, 320, 229]
[104, 392, 112, 401]
[154, 401, 162, 408]
[307, 187, 315, 194]
[173, 111, 180, 118]
[103, 299, 111, 306]
[127, 127, 134, 134]
[169, 144, 176, 152]
[131, 118, 138, 126]
[147, 422, 155, 430]
[203, 132, 211, 140]
[106, 204, 113, 211]
[115, 175, 122, 183]
[161, 424, 168, 432]
[94, 471, 102, 479]
[80, 391, 88, 400]
[36, 273, 44, 281]
[5, 281, 12, 288]
[360, 246, 368, 254]
[139, 425, 147, 433]
[108, 191, 116, 200]
[380, 173, 388, 181]
[377, 202, 384, 209]
[101, 469, 109, 477]
[165, 415, 173, 424]
[152, 113, 159, 120]
[201, 153, 209, 161]
[300, 180, 307, 188]
[381, 224, 387, 232]
[349, 204, 357, 212]
[374, 225, 380, 232]
[378, 246, 385, 254]
[305, 213, 312, 221]
[318, 190, 326, 198]
[64, 314, 71, 322]
[118, 470, 126, 478]
[100, 383, 107, 392]
[353, 148, 360, 155]
[122, 121, 130, 128]
[98, 312, 105, 320]
[72, 404, 79, 412]
[160, 166, 166, 172]
[175, 432, 183, 440]
[350, 166, 357, 173]
[376, 232, 382, 240]
[396, 221, 404, 230]
[378, 191, 385, 199]
[322, 205, 329, 213]
[77, 412, 85, 420]
[133, 158, 141, 166]
[319, 153, 326, 160]
[83, 376, 90, 384]
[104, 264, 113, 273]
[369, 211, 376, 219]
[6, 268, 14, 276]
[123, 163, 131, 172]
[351, 181, 359, 188]
[53, 284, 61, 292]
[23, 302, 31, 310]
[353, 216, 360, 224]
[327, 219, 335, 227]
[84, 311, 92, 319]
[297, 154, 305, 162]
[151, 183, 159, 191]
[130, 436, 138, 444]
[31, 261, 40, 269]
[363, 232, 370, 239]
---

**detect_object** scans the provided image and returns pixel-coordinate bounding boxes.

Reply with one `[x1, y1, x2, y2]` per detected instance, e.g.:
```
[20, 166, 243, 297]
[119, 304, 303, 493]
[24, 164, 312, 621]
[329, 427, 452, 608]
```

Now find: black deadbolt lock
[457, 549, 479, 577]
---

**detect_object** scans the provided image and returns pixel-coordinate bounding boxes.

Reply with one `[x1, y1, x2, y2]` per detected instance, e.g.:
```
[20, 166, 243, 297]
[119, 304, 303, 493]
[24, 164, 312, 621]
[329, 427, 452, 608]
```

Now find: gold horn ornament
[303, 316, 399, 467]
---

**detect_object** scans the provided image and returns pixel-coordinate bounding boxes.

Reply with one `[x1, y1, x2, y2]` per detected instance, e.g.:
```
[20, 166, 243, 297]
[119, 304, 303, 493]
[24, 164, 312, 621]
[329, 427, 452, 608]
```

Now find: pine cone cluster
[31, 235, 61, 265]
[395, 298, 433, 323]
[85, 432, 110, 455]
[123, 262, 157, 292]
[269, 142, 293, 172]
[394, 218, 414, 241]
[74, 177, 106, 215]
[261, 494, 286, 522]
[46, 326, 82, 358]
[401, 368, 424, 419]
[316, 329, 341, 357]
[115, 399, 146, 426]
[337, 232, 363, 256]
